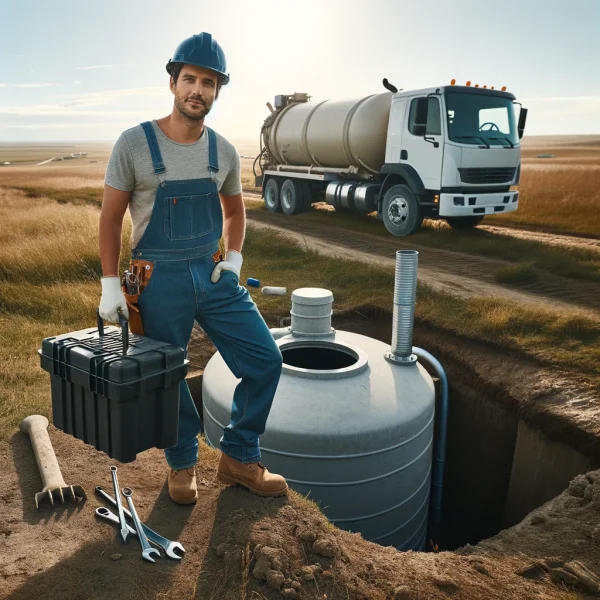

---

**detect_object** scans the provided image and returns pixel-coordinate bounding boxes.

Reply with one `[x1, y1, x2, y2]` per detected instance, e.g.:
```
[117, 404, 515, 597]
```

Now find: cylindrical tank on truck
[254, 82, 528, 236]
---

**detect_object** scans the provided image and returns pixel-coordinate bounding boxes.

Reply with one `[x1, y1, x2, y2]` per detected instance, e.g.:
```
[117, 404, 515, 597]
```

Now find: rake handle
[19, 415, 68, 492]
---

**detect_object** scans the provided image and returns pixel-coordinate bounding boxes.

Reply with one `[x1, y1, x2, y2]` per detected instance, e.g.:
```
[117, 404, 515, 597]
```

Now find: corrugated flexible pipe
[385, 250, 448, 546]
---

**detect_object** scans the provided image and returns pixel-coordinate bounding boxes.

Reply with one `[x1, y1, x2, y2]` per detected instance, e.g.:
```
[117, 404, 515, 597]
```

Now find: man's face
[170, 65, 219, 122]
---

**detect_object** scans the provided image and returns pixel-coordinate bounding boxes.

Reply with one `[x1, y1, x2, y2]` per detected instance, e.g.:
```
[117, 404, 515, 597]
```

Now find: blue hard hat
[166, 33, 230, 85]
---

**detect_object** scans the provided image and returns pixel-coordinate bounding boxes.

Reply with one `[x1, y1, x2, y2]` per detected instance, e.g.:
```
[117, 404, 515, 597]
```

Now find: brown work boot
[217, 453, 288, 497]
[167, 467, 198, 504]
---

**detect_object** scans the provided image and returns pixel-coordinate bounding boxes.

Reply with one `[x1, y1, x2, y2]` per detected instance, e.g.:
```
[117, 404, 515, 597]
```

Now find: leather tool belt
[121, 259, 155, 335]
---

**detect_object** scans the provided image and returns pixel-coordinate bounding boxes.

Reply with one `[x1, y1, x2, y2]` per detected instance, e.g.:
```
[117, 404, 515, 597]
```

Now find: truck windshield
[445, 92, 518, 146]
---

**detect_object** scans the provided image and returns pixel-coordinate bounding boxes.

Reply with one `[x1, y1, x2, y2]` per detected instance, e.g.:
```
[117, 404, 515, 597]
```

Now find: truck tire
[382, 184, 423, 236]
[445, 216, 485, 229]
[280, 179, 305, 215]
[264, 178, 282, 213]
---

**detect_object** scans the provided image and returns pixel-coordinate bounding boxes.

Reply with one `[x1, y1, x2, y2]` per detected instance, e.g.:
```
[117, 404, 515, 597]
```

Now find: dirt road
[480, 224, 600, 251]
[245, 207, 600, 317]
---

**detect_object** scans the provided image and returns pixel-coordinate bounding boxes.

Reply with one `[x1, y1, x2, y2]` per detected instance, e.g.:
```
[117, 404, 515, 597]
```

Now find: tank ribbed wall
[202, 329, 435, 550]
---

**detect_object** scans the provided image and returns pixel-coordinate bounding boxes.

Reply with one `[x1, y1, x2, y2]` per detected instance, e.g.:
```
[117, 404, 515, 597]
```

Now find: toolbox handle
[96, 308, 129, 354]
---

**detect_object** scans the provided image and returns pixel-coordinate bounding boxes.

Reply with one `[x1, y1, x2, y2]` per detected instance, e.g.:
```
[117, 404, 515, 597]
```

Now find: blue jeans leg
[137, 260, 201, 470]
[195, 269, 283, 464]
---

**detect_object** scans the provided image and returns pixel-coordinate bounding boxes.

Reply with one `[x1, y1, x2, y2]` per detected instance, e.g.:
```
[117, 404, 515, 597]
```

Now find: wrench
[122, 487, 160, 563]
[110, 466, 129, 544]
[95, 507, 160, 548]
[95, 486, 185, 559]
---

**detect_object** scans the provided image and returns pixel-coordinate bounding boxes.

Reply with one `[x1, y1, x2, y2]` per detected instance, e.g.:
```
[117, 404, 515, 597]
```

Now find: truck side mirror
[518, 107, 528, 139]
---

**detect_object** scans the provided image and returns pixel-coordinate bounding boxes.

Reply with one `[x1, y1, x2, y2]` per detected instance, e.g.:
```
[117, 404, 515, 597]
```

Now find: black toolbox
[38, 310, 188, 463]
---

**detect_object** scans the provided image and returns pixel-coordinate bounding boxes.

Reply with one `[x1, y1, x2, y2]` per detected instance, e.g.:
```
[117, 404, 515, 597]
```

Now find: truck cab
[380, 85, 526, 234]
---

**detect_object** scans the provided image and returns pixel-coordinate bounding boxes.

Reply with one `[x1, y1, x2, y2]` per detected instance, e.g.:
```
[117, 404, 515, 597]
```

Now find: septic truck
[254, 80, 528, 236]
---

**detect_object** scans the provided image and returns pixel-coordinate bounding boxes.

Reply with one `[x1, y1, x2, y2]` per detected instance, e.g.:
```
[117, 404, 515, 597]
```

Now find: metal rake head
[35, 485, 86, 509]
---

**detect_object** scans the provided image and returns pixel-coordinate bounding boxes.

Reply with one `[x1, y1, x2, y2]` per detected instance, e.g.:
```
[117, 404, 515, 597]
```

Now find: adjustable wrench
[95, 486, 185, 560]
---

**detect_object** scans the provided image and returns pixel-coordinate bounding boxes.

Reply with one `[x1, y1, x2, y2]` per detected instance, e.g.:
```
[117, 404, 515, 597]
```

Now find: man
[98, 32, 288, 503]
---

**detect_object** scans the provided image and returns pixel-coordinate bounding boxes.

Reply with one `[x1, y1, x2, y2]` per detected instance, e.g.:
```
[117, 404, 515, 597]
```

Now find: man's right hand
[99, 276, 129, 322]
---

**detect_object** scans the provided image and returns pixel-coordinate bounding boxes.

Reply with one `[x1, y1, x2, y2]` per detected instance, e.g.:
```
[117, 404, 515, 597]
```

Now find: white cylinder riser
[290, 288, 334, 337]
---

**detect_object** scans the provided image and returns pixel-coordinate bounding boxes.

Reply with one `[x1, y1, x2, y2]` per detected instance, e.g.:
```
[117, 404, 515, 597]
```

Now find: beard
[174, 94, 213, 122]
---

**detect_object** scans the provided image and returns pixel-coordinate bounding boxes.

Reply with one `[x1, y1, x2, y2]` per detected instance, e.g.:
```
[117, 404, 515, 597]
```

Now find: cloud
[0, 105, 145, 117]
[0, 87, 165, 117]
[49, 86, 164, 100]
[521, 95, 600, 121]
[0, 83, 59, 88]
[2, 122, 134, 129]
[75, 62, 136, 71]
[521, 95, 600, 104]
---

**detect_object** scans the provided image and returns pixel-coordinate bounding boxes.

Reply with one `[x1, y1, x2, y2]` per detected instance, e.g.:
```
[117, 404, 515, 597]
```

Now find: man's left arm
[221, 192, 245, 254]
[211, 148, 245, 283]
[211, 192, 245, 283]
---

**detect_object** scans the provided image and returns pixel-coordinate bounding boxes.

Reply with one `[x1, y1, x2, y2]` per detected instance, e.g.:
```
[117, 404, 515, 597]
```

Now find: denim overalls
[133, 121, 283, 468]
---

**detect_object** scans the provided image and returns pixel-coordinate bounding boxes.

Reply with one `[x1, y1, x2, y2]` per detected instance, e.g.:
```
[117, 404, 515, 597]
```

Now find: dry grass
[3, 141, 600, 241]
[0, 188, 130, 282]
[494, 262, 538, 285]
[2, 186, 599, 440]
[3, 166, 600, 292]
[487, 167, 600, 235]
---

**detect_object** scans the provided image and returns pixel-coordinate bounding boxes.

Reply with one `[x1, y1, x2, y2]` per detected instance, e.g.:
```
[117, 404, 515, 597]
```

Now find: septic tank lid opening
[277, 338, 368, 379]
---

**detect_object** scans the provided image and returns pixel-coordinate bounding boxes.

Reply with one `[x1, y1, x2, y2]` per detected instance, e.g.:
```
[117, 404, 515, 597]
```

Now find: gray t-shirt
[105, 120, 241, 248]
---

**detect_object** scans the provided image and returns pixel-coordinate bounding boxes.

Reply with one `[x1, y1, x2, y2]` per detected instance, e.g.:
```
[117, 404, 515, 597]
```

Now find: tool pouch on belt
[122, 259, 155, 335]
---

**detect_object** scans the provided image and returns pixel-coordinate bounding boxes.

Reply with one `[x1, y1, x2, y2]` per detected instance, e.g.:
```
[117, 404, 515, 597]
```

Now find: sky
[1, 0, 599, 142]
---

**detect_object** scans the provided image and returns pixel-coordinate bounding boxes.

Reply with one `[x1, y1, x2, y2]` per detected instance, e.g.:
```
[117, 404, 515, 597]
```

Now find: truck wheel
[281, 179, 305, 215]
[264, 178, 282, 213]
[382, 184, 423, 236]
[445, 216, 485, 229]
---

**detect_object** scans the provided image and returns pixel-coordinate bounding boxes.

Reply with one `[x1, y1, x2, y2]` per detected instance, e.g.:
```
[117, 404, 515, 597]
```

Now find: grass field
[5, 180, 600, 288]
[1, 135, 599, 237]
[487, 167, 600, 235]
[1, 187, 599, 440]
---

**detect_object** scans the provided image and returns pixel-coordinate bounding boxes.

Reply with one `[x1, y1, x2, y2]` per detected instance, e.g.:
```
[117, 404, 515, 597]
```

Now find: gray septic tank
[202, 286, 435, 550]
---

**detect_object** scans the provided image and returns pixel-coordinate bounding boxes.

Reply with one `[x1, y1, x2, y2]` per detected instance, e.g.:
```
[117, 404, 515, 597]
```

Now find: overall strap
[140, 121, 166, 175]
[206, 126, 219, 173]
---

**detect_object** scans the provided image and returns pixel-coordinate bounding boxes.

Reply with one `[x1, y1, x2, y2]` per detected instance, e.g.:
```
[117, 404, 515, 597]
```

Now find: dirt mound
[2, 420, 600, 600]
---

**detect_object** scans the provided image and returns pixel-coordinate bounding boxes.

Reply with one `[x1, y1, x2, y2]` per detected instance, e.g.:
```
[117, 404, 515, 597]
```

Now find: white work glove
[211, 250, 243, 283]
[99, 276, 129, 322]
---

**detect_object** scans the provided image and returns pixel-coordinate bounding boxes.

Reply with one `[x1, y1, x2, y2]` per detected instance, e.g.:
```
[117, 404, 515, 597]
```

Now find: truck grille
[459, 167, 516, 184]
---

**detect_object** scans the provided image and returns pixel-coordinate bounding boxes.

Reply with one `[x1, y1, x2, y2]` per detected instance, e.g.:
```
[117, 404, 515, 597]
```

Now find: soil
[2, 314, 600, 600]
[245, 211, 600, 318]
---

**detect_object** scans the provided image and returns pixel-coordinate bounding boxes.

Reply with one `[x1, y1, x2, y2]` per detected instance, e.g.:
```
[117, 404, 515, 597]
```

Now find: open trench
[188, 305, 600, 555]
[329, 308, 600, 552]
